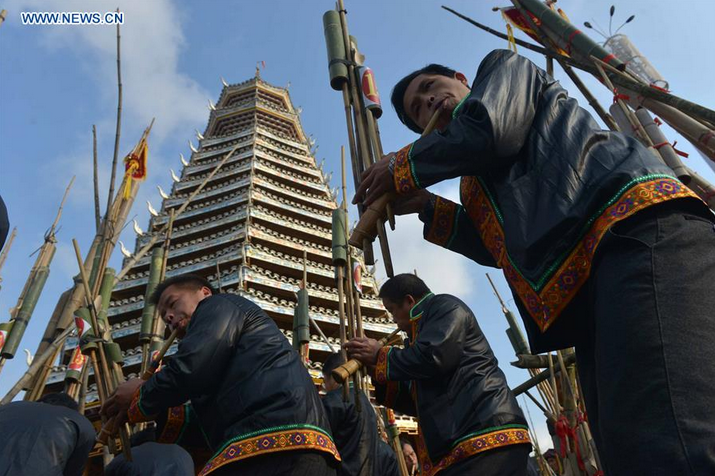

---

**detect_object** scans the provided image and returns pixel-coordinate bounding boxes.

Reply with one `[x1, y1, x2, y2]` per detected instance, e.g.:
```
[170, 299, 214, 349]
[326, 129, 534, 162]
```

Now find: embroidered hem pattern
[198, 427, 340, 475]
[393, 143, 420, 194]
[158, 404, 188, 444]
[375, 346, 391, 385]
[425, 197, 459, 247]
[127, 386, 154, 424]
[416, 426, 531, 476]
[461, 175, 698, 332]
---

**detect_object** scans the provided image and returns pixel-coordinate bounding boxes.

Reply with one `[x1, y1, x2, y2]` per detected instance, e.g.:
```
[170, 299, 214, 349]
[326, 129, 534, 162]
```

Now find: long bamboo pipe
[349, 109, 442, 247]
[332, 327, 402, 384]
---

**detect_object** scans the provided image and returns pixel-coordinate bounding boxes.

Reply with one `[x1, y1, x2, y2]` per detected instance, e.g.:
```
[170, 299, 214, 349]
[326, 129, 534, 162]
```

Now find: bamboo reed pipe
[332, 327, 402, 384]
[349, 109, 442, 247]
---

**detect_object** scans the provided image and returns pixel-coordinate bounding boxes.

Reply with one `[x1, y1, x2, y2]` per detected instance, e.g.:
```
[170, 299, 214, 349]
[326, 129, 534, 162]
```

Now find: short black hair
[378, 274, 431, 303]
[322, 352, 346, 379]
[391, 64, 457, 134]
[150, 274, 216, 305]
[38, 392, 79, 411]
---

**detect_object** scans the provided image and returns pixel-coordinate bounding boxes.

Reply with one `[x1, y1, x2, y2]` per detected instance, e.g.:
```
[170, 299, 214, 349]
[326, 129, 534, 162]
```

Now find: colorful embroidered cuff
[393, 143, 421, 194]
[158, 404, 188, 444]
[127, 386, 155, 424]
[374, 346, 391, 385]
[425, 196, 459, 247]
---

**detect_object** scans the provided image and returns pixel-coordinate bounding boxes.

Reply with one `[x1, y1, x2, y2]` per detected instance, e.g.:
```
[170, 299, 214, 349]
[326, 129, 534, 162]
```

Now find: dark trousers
[439, 443, 531, 476]
[209, 449, 337, 476]
[576, 200, 715, 476]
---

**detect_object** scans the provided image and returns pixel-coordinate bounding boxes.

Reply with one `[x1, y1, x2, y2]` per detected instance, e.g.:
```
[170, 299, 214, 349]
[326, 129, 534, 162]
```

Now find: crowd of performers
[1, 49, 714, 475]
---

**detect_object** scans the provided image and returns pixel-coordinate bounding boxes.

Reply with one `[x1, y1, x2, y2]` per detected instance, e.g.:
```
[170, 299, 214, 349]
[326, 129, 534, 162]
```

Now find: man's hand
[100, 378, 144, 420]
[344, 337, 382, 366]
[393, 189, 432, 216]
[353, 154, 395, 207]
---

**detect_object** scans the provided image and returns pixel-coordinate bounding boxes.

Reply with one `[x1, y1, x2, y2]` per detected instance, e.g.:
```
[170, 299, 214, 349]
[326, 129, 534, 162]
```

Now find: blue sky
[1, 0, 713, 450]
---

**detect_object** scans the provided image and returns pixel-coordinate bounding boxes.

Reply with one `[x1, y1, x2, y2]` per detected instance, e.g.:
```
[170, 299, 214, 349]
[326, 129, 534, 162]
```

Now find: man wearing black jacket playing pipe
[321, 352, 396, 476]
[354, 49, 715, 475]
[102, 274, 339, 476]
[345, 274, 530, 476]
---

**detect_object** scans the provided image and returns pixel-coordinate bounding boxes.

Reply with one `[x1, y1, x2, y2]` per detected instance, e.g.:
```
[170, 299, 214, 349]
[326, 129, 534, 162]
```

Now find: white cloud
[13, 0, 209, 249]
[16, 0, 209, 143]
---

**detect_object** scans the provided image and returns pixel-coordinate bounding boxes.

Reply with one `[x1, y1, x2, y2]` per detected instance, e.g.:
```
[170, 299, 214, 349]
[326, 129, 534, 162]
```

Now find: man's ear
[404, 294, 416, 308]
[455, 72, 469, 87]
[201, 286, 213, 298]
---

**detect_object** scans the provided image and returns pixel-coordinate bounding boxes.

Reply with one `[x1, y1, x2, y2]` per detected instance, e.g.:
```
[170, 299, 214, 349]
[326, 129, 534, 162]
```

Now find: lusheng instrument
[97, 328, 179, 444]
[349, 109, 442, 248]
[332, 327, 402, 384]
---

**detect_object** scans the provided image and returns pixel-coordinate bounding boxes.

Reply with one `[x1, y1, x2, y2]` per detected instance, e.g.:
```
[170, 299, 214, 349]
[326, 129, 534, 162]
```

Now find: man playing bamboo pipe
[353, 50, 715, 475]
[321, 352, 395, 476]
[345, 274, 531, 476]
[101, 274, 340, 476]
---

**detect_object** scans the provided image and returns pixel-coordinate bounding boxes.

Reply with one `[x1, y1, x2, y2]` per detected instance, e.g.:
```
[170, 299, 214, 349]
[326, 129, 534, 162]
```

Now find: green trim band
[451, 95, 470, 119]
[409, 292, 434, 320]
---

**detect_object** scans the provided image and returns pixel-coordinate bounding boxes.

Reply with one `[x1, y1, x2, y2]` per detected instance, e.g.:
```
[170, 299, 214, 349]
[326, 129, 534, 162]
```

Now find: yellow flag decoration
[122, 137, 148, 199]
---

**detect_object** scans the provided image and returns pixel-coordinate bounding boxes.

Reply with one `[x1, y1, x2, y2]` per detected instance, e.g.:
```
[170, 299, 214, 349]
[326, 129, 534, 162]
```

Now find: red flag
[74, 315, 92, 338]
[68, 347, 87, 372]
[122, 138, 149, 198]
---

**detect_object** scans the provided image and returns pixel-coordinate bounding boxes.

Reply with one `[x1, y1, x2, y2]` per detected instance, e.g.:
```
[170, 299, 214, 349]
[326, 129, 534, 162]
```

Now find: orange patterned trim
[158, 404, 188, 444]
[461, 175, 699, 331]
[375, 346, 391, 384]
[393, 143, 420, 194]
[425, 197, 459, 247]
[416, 425, 531, 476]
[199, 427, 340, 475]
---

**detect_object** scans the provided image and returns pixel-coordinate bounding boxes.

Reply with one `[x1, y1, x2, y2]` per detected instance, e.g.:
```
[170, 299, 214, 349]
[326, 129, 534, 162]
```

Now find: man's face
[157, 284, 212, 337]
[547, 456, 559, 472]
[382, 296, 415, 333]
[403, 72, 470, 132]
[402, 442, 418, 472]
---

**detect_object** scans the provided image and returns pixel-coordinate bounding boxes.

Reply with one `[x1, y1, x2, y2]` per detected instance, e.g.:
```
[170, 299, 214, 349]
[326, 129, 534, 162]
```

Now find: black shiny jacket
[136, 294, 334, 454]
[410, 50, 691, 351]
[373, 293, 526, 462]
[322, 388, 379, 476]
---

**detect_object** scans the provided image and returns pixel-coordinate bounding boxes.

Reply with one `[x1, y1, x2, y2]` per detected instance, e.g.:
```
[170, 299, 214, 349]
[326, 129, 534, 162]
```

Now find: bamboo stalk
[72, 239, 132, 460]
[0, 227, 16, 275]
[93, 125, 101, 232]
[441, 6, 715, 126]
[510, 0, 618, 131]
[1, 325, 74, 404]
[511, 352, 576, 395]
[106, 9, 123, 217]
